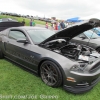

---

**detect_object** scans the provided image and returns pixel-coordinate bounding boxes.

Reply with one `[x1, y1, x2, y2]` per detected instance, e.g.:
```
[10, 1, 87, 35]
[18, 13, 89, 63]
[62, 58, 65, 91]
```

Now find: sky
[0, 0, 100, 20]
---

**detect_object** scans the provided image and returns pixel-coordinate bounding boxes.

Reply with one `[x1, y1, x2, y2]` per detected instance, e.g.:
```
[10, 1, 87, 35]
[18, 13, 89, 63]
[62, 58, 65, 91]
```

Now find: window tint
[9, 30, 26, 40]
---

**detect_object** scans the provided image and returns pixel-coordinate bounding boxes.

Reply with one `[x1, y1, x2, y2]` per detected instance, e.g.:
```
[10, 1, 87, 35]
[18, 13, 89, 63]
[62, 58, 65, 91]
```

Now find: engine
[58, 43, 91, 60]
[42, 39, 100, 62]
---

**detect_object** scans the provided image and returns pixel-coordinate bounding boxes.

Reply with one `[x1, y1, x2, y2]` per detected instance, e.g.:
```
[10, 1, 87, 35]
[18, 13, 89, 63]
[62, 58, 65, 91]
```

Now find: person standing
[22, 19, 25, 26]
[30, 19, 35, 26]
[57, 21, 61, 30]
[30, 19, 33, 26]
[60, 20, 65, 29]
[32, 20, 35, 26]
[45, 22, 48, 29]
[54, 22, 58, 30]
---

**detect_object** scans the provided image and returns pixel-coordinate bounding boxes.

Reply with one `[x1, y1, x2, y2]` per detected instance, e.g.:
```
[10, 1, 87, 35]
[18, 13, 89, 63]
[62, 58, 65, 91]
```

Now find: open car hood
[40, 18, 100, 44]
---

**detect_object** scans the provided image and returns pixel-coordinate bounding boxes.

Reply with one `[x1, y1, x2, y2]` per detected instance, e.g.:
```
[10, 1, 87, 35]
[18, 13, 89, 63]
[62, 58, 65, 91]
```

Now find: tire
[40, 61, 62, 87]
[0, 49, 4, 59]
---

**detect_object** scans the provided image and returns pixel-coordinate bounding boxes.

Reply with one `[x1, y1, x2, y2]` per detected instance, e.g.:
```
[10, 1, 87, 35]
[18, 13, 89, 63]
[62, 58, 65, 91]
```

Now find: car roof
[9, 26, 47, 31]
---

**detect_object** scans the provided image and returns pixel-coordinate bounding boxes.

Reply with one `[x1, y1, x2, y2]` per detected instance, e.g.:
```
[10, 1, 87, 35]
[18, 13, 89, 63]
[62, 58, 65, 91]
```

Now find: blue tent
[66, 17, 82, 22]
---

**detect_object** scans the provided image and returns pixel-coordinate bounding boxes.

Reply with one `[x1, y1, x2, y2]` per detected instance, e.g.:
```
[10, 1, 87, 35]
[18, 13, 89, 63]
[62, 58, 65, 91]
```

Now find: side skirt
[4, 56, 39, 76]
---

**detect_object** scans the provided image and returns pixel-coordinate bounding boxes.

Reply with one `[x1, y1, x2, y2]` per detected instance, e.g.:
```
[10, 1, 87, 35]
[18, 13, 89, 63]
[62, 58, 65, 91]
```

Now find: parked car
[0, 18, 18, 22]
[0, 19, 100, 94]
[0, 20, 24, 32]
[92, 27, 100, 36]
[71, 29, 100, 53]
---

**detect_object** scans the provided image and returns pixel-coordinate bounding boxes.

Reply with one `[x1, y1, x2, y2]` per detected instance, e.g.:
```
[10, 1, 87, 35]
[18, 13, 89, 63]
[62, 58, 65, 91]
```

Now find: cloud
[0, 0, 100, 19]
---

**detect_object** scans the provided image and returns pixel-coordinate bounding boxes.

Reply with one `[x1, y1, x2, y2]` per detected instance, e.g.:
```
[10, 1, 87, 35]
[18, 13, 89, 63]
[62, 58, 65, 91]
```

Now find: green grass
[0, 15, 48, 26]
[0, 59, 100, 100]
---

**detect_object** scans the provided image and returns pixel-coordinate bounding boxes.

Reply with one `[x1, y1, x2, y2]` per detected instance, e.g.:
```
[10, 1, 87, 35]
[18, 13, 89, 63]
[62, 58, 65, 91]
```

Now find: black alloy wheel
[40, 61, 62, 87]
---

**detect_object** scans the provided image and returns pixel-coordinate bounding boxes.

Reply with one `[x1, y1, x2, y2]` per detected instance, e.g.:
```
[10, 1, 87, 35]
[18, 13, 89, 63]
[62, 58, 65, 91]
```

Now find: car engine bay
[42, 39, 100, 62]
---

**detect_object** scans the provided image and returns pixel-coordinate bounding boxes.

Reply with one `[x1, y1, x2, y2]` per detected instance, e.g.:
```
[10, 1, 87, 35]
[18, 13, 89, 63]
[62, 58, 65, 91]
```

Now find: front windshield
[27, 29, 55, 44]
[84, 30, 100, 39]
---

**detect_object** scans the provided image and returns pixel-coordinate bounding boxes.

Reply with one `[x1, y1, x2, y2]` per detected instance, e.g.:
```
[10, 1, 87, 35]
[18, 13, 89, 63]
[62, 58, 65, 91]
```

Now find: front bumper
[63, 76, 100, 93]
[62, 58, 100, 94]
[63, 67, 100, 93]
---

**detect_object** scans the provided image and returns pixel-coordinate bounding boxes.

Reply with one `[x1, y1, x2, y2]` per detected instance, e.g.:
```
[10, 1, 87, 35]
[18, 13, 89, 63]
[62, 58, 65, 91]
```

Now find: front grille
[89, 62, 100, 72]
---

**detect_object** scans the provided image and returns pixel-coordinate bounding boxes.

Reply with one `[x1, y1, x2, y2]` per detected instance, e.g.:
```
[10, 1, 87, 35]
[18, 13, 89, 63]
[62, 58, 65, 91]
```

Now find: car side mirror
[17, 38, 28, 43]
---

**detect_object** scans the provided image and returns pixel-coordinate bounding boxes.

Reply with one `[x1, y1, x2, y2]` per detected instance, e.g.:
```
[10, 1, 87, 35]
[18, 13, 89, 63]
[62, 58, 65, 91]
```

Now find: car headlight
[70, 65, 84, 72]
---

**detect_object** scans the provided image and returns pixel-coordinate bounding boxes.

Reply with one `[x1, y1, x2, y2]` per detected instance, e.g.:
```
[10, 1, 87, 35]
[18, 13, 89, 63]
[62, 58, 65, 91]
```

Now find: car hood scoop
[40, 18, 100, 44]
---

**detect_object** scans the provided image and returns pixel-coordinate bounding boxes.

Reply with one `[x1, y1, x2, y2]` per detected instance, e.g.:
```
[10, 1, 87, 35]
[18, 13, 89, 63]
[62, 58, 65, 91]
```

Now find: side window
[9, 30, 26, 40]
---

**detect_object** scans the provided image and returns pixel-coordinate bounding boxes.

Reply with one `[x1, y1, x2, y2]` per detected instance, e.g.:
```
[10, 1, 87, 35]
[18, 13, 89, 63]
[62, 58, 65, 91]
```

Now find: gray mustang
[0, 19, 100, 93]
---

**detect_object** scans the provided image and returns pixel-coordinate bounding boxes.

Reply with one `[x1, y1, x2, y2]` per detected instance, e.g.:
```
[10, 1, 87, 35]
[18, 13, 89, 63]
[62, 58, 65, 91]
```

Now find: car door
[4, 29, 37, 71]
[71, 33, 89, 46]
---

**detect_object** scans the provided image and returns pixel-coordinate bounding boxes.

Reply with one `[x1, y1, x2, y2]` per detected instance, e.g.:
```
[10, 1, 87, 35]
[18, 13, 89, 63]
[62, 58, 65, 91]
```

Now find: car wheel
[0, 49, 4, 59]
[40, 61, 62, 87]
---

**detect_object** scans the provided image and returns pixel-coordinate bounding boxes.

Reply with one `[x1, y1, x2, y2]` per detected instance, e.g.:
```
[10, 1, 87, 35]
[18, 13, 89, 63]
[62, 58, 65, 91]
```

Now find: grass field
[0, 59, 100, 100]
[0, 15, 48, 26]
